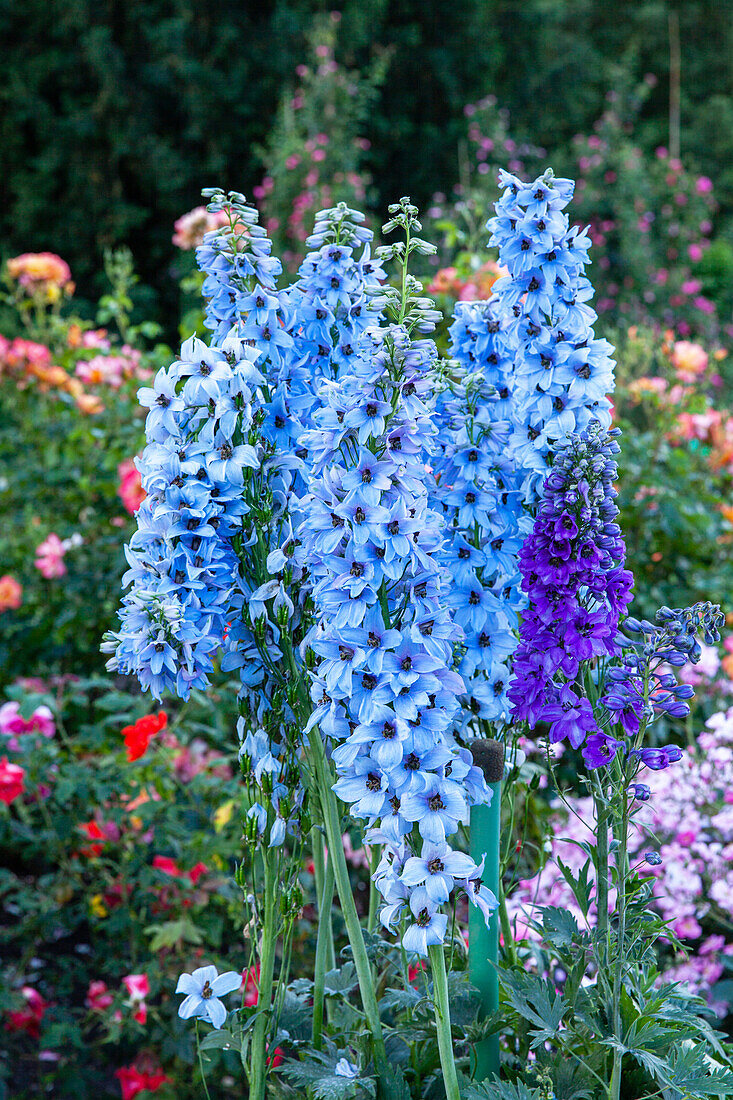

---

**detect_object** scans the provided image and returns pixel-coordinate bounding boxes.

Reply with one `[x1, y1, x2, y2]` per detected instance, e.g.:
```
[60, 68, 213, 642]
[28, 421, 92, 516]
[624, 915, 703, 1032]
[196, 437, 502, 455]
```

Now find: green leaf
[541, 906, 581, 948]
[199, 1028, 236, 1052]
[377, 1064, 411, 1100]
[323, 963, 358, 995]
[556, 856, 593, 917]
[144, 917, 204, 951]
[463, 1080, 539, 1100]
[279, 1060, 369, 1100]
[499, 970, 566, 1048]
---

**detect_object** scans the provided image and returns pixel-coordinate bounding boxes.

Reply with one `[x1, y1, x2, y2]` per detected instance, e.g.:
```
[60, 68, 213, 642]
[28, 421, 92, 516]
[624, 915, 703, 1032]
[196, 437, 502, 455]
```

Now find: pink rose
[34, 534, 66, 579]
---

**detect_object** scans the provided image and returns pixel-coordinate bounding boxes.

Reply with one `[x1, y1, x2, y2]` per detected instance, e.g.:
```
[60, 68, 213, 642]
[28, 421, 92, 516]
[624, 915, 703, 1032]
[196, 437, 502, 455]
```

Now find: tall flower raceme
[298, 201, 496, 953]
[507, 418, 724, 778]
[503, 420, 724, 1100]
[194, 191, 307, 850]
[188, 194, 392, 1100]
[297, 199, 495, 1100]
[433, 299, 527, 726]
[487, 169, 616, 506]
[104, 190, 312, 1100]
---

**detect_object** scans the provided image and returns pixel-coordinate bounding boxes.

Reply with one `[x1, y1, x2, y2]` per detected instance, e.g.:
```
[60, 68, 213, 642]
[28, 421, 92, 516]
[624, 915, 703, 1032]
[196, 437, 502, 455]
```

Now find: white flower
[334, 1058, 359, 1079]
[175, 964, 241, 1029]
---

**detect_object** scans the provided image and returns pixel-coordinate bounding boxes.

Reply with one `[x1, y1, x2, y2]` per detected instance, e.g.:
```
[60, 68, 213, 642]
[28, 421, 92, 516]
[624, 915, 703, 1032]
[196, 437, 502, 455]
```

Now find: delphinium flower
[298, 199, 495, 955]
[507, 421, 634, 749]
[102, 332, 263, 699]
[433, 299, 526, 725]
[487, 168, 616, 506]
[175, 964, 242, 1029]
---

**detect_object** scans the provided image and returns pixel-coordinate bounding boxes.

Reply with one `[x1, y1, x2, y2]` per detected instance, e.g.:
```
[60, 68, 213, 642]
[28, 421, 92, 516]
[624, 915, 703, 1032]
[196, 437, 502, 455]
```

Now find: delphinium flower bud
[198, 188, 283, 346]
[596, 602, 724, 774]
[297, 200, 496, 954]
[508, 422, 634, 750]
[433, 300, 527, 725]
[487, 169, 616, 506]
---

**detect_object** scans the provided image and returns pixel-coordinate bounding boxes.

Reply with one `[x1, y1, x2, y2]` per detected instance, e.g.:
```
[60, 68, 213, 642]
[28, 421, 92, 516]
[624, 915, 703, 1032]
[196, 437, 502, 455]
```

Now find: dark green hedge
[2, 0, 731, 332]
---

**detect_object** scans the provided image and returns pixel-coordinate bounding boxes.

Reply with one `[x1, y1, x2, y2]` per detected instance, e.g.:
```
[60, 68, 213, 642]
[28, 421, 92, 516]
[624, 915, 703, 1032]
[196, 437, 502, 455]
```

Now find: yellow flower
[214, 799, 235, 833]
[90, 894, 108, 919]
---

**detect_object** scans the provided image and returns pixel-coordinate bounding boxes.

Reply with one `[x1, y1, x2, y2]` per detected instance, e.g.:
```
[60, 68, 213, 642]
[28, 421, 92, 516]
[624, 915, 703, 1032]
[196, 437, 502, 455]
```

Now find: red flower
[266, 1046, 284, 1068]
[115, 1064, 170, 1100]
[78, 820, 106, 858]
[242, 965, 260, 1007]
[187, 861, 208, 886]
[117, 459, 146, 515]
[408, 961, 425, 986]
[0, 756, 24, 805]
[123, 974, 149, 1025]
[4, 986, 49, 1038]
[152, 854, 181, 877]
[86, 980, 114, 1012]
[123, 712, 167, 762]
[152, 855, 208, 886]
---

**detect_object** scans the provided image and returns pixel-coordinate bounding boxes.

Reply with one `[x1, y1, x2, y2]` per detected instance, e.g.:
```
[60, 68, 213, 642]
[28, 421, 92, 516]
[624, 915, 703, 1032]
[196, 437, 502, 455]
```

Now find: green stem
[195, 1018, 213, 1100]
[498, 891, 519, 969]
[311, 828, 336, 971]
[594, 780, 610, 953]
[312, 845, 336, 1051]
[367, 844, 380, 934]
[249, 849, 278, 1100]
[307, 726, 389, 1075]
[609, 785, 630, 1100]
[428, 944, 461, 1100]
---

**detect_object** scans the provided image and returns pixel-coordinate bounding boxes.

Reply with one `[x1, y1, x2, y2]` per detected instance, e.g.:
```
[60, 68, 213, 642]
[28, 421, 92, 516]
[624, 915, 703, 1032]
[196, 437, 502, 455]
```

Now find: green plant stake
[469, 738, 505, 1082]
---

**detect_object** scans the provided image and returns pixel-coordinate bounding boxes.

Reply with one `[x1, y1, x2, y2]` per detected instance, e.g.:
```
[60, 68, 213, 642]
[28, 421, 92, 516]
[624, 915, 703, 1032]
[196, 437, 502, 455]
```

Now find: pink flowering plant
[0, 248, 170, 688]
[253, 12, 387, 266]
[609, 325, 733, 625]
[0, 674, 256, 1097]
